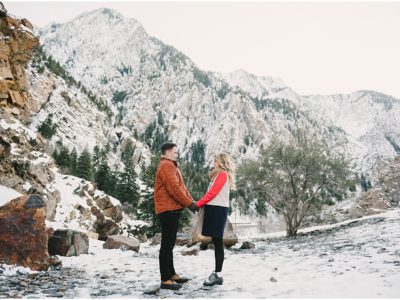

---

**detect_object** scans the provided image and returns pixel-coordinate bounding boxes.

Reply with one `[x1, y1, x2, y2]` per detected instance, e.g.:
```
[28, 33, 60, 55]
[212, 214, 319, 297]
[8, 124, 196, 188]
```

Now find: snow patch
[0, 185, 22, 206]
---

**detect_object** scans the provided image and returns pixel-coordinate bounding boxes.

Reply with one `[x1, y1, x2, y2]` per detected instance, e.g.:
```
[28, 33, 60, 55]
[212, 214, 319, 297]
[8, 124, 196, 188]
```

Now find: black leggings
[212, 237, 224, 272]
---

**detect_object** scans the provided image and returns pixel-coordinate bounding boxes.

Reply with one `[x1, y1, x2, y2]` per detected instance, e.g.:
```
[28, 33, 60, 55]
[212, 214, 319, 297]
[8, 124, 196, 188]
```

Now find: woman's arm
[196, 172, 228, 207]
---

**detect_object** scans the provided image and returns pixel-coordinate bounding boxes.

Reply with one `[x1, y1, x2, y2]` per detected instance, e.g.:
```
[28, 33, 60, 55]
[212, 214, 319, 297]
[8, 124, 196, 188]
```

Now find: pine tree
[94, 157, 118, 197]
[92, 145, 101, 174]
[115, 142, 140, 208]
[121, 142, 134, 166]
[69, 148, 78, 176]
[38, 114, 57, 139]
[137, 156, 160, 237]
[77, 149, 92, 181]
[55, 146, 70, 169]
[360, 174, 370, 192]
[115, 164, 140, 208]
[95, 160, 110, 191]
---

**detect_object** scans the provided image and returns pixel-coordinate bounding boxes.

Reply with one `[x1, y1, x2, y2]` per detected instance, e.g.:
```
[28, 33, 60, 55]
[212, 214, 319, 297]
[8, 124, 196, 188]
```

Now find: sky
[6, 1, 400, 99]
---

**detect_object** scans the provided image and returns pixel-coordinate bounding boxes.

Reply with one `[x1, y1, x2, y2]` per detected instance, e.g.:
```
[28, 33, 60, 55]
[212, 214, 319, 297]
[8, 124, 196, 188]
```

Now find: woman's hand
[188, 202, 200, 213]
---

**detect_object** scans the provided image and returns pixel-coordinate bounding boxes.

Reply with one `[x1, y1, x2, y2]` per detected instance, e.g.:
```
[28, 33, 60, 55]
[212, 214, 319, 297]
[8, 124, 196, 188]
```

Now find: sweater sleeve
[160, 163, 192, 207]
[196, 172, 228, 207]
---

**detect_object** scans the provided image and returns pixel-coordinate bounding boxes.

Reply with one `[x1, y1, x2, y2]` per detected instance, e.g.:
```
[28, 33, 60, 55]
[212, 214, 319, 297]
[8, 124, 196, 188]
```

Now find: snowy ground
[53, 209, 400, 298]
[1, 184, 400, 298]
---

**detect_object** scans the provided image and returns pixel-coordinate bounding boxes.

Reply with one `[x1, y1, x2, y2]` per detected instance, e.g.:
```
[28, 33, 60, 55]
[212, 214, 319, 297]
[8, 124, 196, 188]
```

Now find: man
[154, 142, 199, 290]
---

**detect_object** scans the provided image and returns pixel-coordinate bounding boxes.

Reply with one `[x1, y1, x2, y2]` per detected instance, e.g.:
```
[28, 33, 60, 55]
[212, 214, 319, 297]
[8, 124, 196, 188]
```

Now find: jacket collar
[160, 156, 178, 167]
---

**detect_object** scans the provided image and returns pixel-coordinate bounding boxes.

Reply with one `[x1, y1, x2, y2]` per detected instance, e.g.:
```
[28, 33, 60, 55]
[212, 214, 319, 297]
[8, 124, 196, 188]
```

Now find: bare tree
[237, 128, 355, 236]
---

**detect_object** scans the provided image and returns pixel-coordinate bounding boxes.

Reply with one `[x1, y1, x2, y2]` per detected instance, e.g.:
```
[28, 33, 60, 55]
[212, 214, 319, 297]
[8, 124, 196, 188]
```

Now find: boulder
[94, 195, 113, 210]
[176, 232, 191, 246]
[8, 91, 27, 108]
[150, 233, 161, 246]
[87, 231, 99, 240]
[94, 218, 120, 240]
[0, 194, 50, 271]
[48, 229, 89, 257]
[192, 218, 238, 248]
[223, 220, 239, 247]
[181, 247, 200, 256]
[27, 161, 52, 186]
[103, 205, 123, 223]
[103, 235, 140, 252]
[240, 241, 255, 250]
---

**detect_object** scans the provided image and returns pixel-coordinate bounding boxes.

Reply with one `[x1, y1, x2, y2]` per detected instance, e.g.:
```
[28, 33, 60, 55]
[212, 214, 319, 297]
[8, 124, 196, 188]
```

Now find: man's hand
[188, 202, 199, 214]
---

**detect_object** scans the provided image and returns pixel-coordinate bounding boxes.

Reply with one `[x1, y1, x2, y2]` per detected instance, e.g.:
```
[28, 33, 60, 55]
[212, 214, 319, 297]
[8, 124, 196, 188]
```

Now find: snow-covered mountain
[35, 7, 400, 178]
[26, 48, 152, 171]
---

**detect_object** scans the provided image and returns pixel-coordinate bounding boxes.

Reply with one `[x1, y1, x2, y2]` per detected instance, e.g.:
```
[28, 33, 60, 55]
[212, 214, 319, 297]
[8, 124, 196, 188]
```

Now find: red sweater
[196, 172, 228, 207]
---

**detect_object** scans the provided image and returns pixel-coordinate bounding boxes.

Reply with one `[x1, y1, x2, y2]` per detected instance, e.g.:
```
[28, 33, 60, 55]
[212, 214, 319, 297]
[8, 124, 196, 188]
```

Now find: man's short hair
[161, 142, 177, 154]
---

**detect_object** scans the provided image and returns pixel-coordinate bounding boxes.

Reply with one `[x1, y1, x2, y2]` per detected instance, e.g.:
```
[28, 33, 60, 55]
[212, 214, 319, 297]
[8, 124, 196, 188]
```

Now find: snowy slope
[0, 185, 22, 206]
[27, 55, 152, 171]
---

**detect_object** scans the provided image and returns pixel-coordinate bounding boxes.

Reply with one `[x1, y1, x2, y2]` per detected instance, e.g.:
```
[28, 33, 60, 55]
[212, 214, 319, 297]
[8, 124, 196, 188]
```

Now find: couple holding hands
[154, 142, 236, 290]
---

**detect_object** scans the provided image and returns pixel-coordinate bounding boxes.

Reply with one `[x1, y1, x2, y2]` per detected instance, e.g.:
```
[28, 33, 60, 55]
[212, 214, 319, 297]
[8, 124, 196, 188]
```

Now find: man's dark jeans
[158, 209, 182, 282]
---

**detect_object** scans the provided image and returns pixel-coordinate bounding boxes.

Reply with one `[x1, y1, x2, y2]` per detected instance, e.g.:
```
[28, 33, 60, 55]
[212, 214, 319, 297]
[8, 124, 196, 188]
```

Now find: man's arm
[161, 163, 193, 207]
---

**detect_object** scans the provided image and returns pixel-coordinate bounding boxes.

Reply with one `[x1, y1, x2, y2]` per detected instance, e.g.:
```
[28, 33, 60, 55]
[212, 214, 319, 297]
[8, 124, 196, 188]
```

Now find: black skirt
[201, 205, 228, 238]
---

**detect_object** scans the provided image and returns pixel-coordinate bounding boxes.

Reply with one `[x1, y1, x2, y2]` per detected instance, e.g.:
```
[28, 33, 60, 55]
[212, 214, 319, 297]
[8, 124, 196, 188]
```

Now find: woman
[195, 152, 236, 286]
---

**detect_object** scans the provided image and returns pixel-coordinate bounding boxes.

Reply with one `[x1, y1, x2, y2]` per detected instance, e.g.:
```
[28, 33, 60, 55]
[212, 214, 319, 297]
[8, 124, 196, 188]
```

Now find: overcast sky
[6, 1, 400, 98]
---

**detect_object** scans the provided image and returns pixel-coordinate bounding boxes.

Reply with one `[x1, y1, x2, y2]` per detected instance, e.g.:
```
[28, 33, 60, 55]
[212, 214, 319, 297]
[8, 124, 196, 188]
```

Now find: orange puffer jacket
[154, 157, 192, 214]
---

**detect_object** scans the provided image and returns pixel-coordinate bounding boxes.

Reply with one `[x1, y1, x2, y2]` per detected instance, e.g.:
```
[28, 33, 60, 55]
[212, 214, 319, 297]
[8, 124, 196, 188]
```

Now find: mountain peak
[69, 7, 143, 29]
[91, 7, 123, 19]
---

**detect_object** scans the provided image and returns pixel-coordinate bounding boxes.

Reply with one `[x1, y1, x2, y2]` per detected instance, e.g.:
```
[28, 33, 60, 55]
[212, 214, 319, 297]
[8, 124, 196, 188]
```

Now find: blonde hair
[215, 152, 236, 190]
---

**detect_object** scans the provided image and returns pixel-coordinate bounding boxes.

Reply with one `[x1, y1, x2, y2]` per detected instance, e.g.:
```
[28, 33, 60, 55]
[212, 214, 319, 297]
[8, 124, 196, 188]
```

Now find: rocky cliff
[0, 14, 39, 119]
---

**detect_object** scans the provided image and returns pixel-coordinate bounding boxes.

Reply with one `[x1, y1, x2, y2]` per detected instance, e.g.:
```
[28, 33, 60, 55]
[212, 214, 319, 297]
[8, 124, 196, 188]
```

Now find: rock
[192, 218, 238, 248]
[87, 231, 99, 240]
[270, 277, 277, 283]
[0, 135, 11, 159]
[200, 243, 208, 251]
[48, 256, 62, 267]
[44, 189, 60, 222]
[8, 91, 27, 108]
[102, 205, 123, 223]
[150, 233, 161, 246]
[175, 232, 191, 246]
[94, 195, 113, 210]
[0, 195, 50, 271]
[69, 210, 77, 220]
[143, 285, 159, 295]
[86, 198, 94, 206]
[94, 218, 120, 240]
[0, 15, 39, 111]
[48, 229, 89, 257]
[74, 204, 91, 220]
[181, 248, 199, 256]
[223, 220, 239, 247]
[103, 235, 140, 252]
[240, 241, 255, 249]
[27, 160, 52, 186]
[90, 206, 103, 218]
